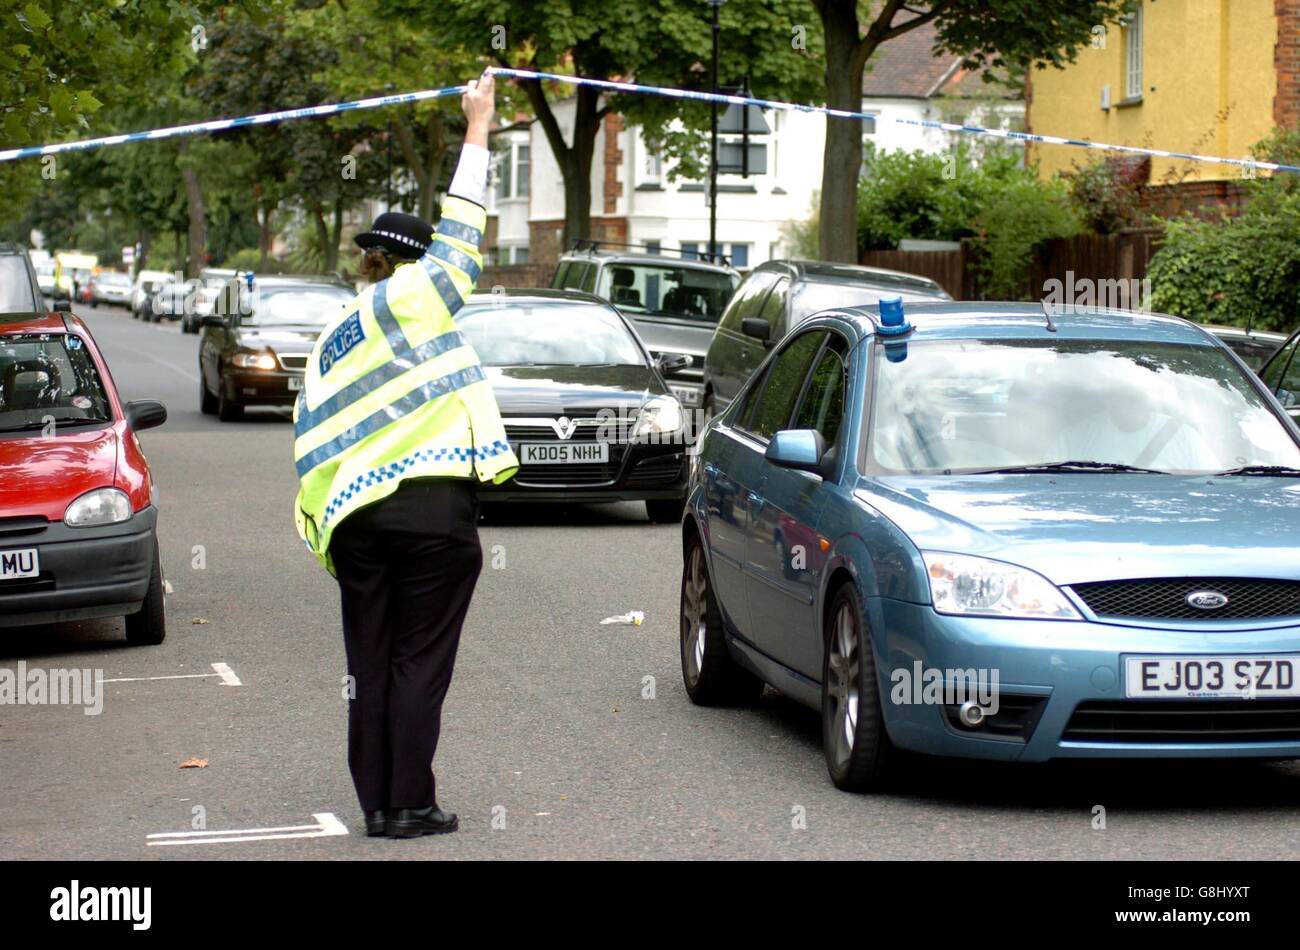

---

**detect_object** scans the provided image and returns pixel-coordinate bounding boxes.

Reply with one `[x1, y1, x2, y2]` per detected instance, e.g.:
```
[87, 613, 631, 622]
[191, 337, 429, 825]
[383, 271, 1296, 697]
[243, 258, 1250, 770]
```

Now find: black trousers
[330, 478, 482, 811]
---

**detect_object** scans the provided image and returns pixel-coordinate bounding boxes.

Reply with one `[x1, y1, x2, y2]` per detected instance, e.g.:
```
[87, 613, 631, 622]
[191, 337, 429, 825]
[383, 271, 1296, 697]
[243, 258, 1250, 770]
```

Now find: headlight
[231, 350, 277, 370]
[633, 395, 684, 439]
[922, 552, 1080, 620]
[64, 488, 132, 528]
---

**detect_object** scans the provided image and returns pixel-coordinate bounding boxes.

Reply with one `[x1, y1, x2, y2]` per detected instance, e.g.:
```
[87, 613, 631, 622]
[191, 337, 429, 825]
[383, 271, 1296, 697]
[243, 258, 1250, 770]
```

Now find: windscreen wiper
[1212, 464, 1300, 477]
[971, 460, 1170, 475]
[0, 417, 109, 433]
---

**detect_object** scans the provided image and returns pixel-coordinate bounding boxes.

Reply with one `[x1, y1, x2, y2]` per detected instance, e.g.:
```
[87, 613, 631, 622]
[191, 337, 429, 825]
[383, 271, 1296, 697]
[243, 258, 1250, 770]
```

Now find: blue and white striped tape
[0, 85, 468, 163]
[4, 65, 1297, 175]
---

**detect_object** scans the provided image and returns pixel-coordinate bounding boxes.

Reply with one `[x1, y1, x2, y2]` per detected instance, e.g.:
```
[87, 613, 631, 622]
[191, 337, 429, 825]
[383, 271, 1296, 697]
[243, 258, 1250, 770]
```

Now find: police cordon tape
[3, 65, 1298, 175]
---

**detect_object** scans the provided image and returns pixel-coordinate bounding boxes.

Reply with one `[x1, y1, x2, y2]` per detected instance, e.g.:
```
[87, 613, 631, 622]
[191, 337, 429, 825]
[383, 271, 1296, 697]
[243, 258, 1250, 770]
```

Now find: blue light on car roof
[876, 295, 911, 362]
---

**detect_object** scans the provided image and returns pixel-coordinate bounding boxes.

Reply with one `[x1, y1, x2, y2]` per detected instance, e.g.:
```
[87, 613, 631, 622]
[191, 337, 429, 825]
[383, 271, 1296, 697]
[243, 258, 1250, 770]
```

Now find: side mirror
[765, 429, 827, 473]
[656, 353, 691, 376]
[741, 317, 770, 344]
[53, 299, 72, 313]
[124, 399, 167, 432]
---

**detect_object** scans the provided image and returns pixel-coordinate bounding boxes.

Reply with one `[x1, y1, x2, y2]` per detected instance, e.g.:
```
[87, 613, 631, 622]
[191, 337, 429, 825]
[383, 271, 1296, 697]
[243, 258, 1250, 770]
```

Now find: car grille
[0, 516, 48, 539]
[277, 354, 309, 371]
[626, 454, 685, 487]
[1070, 578, 1300, 621]
[505, 413, 631, 487]
[1063, 699, 1300, 744]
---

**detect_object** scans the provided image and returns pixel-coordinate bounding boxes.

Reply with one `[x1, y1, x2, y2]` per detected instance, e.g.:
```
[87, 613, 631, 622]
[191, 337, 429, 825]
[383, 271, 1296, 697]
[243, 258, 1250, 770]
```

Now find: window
[718, 270, 779, 334]
[597, 263, 737, 324]
[0, 256, 38, 312]
[1261, 336, 1298, 392]
[640, 139, 662, 185]
[0, 334, 111, 432]
[494, 141, 529, 200]
[512, 246, 530, 265]
[516, 145, 530, 198]
[756, 277, 789, 336]
[868, 339, 1300, 475]
[792, 335, 848, 446]
[455, 303, 646, 367]
[743, 330, 827, 440]
[730, 244, 749, 268]
[1124, 3, 1144, 99]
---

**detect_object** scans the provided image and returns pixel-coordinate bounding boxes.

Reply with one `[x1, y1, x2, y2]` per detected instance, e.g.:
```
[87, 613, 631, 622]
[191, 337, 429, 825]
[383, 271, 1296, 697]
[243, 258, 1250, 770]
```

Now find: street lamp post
[707, 0, 725, 262]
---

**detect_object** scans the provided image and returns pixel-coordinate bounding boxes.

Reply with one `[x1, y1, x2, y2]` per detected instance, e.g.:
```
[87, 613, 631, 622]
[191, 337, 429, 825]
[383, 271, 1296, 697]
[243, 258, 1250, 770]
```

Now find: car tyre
[680, 535, 764, 706]
[199, 373, 217, 415]
[646, 498, 685, 524]
[822, 583, 897, 792]
[124, 542, 166, 646]
[217, 376, 243, 421]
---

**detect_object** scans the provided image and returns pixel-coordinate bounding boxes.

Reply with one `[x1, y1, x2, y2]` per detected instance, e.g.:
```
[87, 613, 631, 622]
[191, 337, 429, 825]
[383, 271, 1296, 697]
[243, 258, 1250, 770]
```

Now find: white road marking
[211, 662, 242, 686]
[98, 662, 242, 686]
[163, 579, 174, 594]
[146, 812, 348, 847]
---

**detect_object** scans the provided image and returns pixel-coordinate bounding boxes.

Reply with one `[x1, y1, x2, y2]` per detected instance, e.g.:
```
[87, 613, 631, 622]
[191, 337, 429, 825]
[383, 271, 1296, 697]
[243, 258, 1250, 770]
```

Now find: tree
[0, 1, 244, 210]
[191, 13, 386, 270]
[811, 0, 1134, 262]
[396, 0, 820, 249]
[296, 2, 495, 223]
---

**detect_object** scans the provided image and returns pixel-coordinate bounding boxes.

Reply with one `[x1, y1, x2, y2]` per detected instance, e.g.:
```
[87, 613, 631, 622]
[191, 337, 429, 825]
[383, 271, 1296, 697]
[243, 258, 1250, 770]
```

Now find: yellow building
[1027, 0, 1296, 187]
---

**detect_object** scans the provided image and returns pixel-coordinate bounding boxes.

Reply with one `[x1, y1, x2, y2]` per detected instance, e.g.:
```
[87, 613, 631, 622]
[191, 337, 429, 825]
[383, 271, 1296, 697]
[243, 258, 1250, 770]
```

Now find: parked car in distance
[0, 310, 168, 642]
[683, 300, 1300, 791]
[701, 260, 951, 419]
[184, 268, 238, 334]
[88, 271, 133, 308]
[34, 259, 57, 301]
[145, 280, 192, 324]
[1258, 326, 1300, 422]
[453, 289, 690, 523]
[552, 243, 740, 414]
[0, 244, 44, 314]
[199, 274, 354, 421]
[1203, 324, 1289, 371]
[131, 269, 173, 319]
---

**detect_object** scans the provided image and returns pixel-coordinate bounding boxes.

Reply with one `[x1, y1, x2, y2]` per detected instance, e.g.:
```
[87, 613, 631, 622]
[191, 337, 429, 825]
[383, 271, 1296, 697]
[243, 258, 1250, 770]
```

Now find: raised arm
[419, 70, 494, 312]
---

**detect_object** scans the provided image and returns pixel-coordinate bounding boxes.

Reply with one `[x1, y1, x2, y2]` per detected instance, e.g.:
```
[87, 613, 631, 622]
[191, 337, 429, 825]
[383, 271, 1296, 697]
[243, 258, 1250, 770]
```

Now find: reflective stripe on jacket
[293, 195, 518, 574]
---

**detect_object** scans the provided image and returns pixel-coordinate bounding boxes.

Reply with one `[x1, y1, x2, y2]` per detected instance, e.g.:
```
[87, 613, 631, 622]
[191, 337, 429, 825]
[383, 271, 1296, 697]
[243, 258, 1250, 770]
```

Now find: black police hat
[354, 211, 434, 261]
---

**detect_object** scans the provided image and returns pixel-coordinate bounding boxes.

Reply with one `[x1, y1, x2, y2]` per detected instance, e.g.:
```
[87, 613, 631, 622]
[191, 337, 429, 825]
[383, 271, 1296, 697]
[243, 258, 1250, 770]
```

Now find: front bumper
[479, 441, 687, 504]
[874, 597, 1300, 762]
[223, 369, 303, 406]
[0, 507, 157, 627]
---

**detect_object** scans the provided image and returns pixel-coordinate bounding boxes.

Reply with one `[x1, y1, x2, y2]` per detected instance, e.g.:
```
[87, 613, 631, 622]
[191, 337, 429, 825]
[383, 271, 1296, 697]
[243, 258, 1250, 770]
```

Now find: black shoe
[385, 806, 459, 838]
[364, 810, 388, 837]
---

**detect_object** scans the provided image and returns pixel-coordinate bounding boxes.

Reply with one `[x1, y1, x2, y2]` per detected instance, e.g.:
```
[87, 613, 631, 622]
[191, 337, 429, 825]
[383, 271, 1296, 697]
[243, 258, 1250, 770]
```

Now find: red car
[0, 311, 168, 642]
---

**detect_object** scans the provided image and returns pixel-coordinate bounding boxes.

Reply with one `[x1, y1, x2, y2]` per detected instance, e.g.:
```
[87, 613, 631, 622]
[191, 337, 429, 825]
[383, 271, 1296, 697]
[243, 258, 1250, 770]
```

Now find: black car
[0, 244, 47, 314]
[1258, 327, 1300, 422]
[701, 259, 951, 418]
[456, 289, 690, 523]
[199, 274, 355, 421]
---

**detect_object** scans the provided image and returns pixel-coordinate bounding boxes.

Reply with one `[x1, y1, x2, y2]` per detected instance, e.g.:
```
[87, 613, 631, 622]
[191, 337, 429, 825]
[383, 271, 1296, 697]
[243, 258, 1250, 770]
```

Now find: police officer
[293, 71, 518, 839]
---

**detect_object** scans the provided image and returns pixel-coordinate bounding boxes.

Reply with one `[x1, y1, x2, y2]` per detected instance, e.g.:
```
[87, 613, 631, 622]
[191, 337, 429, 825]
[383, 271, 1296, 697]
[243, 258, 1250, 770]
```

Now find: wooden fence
[862, 227, 1164, 302]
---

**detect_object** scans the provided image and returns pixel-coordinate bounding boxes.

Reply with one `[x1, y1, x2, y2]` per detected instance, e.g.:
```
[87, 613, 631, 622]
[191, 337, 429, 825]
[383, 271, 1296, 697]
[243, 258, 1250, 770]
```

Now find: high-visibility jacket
[293, 195, 518, 574]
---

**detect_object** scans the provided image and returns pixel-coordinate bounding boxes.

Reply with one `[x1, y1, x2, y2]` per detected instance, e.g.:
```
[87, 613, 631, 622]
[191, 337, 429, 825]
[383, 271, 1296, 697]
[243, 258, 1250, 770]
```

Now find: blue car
[681, 301, 1300, 791]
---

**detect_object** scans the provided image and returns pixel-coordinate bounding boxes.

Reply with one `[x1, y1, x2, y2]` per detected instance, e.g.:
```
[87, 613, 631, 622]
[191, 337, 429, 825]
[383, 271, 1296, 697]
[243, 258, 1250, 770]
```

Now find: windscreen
[598, 264, 736, 324]
[456, 303, 646, 366]
[0, 335, 111, 434]
[870, 338, 1300, 475]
